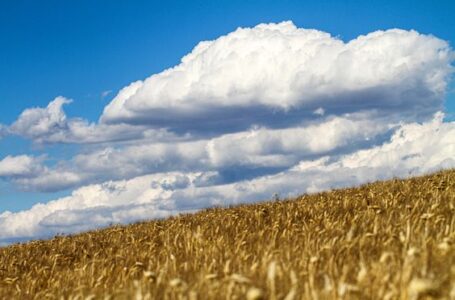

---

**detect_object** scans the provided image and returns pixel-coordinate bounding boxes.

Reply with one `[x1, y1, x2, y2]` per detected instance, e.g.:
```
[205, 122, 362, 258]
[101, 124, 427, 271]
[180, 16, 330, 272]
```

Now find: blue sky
[0, 0, 454, 242]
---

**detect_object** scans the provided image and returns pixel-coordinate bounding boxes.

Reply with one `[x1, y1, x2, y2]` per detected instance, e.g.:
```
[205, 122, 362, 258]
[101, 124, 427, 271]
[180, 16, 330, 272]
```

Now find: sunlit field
[0, 170, 454, 299]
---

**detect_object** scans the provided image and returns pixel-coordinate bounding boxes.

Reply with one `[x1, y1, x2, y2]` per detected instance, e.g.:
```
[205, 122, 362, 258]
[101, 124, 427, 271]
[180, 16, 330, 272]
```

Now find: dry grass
[0, 170, 454, 299]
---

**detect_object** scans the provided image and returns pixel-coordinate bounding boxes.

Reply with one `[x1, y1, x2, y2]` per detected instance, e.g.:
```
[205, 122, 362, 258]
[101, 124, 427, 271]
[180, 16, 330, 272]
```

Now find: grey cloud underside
[102, 82, 444, 134]
[0, 21, 454, 244]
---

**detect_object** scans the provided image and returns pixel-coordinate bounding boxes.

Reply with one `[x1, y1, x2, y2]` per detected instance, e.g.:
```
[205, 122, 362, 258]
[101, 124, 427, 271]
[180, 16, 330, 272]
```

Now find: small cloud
[9, 96, 72, 142]
[0, 155, 44, 178]
[101, 90, 112, 99]
[313, 107, 325, 116]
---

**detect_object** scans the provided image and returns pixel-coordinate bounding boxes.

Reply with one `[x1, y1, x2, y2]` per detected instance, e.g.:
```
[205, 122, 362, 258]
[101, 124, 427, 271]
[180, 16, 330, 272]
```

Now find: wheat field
[0, 170, 454, 299]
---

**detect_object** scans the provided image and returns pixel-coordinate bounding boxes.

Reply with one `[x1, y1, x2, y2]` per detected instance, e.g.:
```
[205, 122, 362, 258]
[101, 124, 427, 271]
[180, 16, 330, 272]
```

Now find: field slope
[0, 170, 454, 299]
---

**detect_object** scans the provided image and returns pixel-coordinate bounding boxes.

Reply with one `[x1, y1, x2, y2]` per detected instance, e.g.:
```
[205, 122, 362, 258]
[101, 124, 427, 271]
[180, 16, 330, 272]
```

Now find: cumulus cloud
[0, 155, 44, 178]
[0, 154, 81, 192]
[101, 22, 453, 133]
[0, 115, 453, 243]
[9, 97, 71, 139]
[7, 97, 179, 144]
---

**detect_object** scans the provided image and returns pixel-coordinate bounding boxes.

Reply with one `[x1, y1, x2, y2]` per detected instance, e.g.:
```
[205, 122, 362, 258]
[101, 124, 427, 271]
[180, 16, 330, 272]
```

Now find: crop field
[0, 170, 454, 299]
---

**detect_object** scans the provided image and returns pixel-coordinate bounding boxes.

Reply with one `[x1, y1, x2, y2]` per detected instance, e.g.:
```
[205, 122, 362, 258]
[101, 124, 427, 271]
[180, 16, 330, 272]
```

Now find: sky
[0, 0, 454, 244]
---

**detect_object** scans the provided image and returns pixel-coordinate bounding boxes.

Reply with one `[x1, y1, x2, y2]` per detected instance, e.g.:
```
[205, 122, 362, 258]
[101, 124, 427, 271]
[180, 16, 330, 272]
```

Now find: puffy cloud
[101, 22, 453, 133]
[1, 115, 453, 244]
[0, 154, 81, 192]
[8, 97, 179, 144]
[0, 155, 44, 178]
[313, 107, 325, 116]
[14, 170, 83, 193]
[9, 97, 71, 140]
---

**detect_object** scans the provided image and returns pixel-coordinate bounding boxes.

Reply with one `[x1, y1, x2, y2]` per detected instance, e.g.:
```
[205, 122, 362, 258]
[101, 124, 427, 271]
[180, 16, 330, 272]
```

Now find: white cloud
[14, 170, 83, 192]
[0, 154, 82, 192]
[5, 96, 182, 144]
[9, 97, 71, 140]
[1, 115, 453, 244]
[101, 21, 453, 133]
[313, 107, 325, 116]
[0, 172, 214, 240]
[7, 97, 179, 144]
[206, 114, 388, 168]
[0, 155, 44, 177]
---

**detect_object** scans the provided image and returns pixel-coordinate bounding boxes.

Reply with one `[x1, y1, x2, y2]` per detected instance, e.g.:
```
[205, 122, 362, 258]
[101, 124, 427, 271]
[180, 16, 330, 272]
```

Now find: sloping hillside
[0, 170, 454, 299]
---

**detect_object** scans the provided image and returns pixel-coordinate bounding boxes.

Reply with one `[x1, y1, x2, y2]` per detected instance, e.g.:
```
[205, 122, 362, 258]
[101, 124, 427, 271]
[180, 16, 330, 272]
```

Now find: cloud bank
[1, 115, 454, 243]
[7, 114, 389, 192]
[0, 21, 454, 244]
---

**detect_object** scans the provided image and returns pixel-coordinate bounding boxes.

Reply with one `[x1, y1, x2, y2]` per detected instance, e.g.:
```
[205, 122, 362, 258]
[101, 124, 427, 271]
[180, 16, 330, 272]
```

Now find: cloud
[1, 115, 453, 243]
[313, 107, 325, 116]
[14, 170, 83, 192]
[9, 114, 390, 192]
[0, 154, 81, 192]
[205, 114, 389, 168]
[101, 22, 453, 134]
[101, 90, 113, 98]
[9, 96, 72, 140]
[0, 172, 215, 240]
[0, 155, 44, 178]
[7, 97, 180, 144]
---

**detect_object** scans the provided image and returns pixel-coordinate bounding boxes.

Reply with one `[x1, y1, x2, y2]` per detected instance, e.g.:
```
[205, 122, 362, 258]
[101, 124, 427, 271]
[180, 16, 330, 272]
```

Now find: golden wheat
[0, 170, 454, 299]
